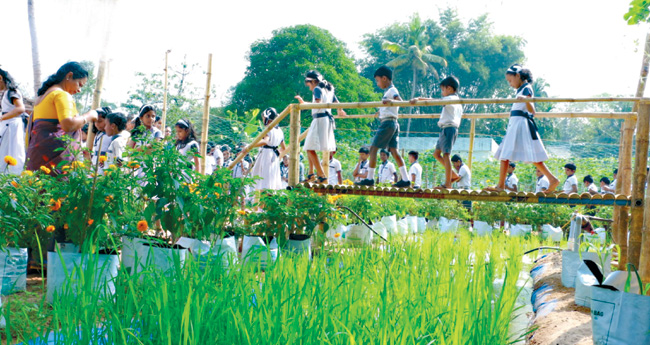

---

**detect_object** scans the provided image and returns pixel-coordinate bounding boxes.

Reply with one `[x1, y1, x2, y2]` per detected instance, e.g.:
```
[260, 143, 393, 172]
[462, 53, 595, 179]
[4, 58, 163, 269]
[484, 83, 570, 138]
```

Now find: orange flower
[87, 219, 94, 226]
[40, 166, 51, 174]
[4, 156, 17, 166]
[71, 161, 84, 168]
[46, 225, 55, 233]
[236, 209, 247, 215]
[21, 170, 33, 177]
[63, 224, 69, 230]
[49, 198, 62, 211]
[98, 155, 107, 163]
[214, 183, 222, 188]
[127, 161, 140, 169]
[11, 181, 19, 188]
[334, 233, 341, 238]
[62, 165, 71, 171]
[214, 192, 220, 198]
[137, 220, 148, 232]
[105, 195, 114, 202]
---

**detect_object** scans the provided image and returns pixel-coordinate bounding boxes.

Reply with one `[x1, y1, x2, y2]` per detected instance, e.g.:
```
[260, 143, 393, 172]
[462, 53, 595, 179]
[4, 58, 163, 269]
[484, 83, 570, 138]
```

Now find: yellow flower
[236, 210, 247, 215]
[334, 233, 341, 238]
[40, 166, 51, 174]
[342, 179, 353, 186]
[108, 164, 117, 170]
[127, 161, 140, 169]
[62, 165, 71, 171]
[4, 156, 17, 166]
[98, 155, 107, 163]
[49, 198, 62, 211]
[46, 225, 55, 233]
[137, 220, 148, 232]
[71, 161, 84, 168]
[214, 192, 220, 198]
[21, 170, 33, 177]
[105, 195, 114, 202]
[214, 182, 222, 188]
[11, 181, 19, 188]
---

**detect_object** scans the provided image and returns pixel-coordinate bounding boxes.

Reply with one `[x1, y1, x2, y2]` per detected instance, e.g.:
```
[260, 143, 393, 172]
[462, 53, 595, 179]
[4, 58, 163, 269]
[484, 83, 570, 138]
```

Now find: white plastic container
[0, 247, 28, 295]
[46, 251, 119, 304]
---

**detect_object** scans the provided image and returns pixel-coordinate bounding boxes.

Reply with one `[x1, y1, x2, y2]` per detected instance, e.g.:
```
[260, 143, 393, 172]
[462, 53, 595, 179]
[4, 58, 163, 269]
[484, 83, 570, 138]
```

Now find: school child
[408, 151, 422, 189]
[249, 108, 286, 191]
[81, 124, 89, 147]
[505, 163, 518, 192]
[154, 116, 163, 130]
[104, 112, 129, 167]
[563, 163, 578, 194]
[535, 167, 550, 193]
[231, 149, 249, 178]
[204, 142, 217, 175]
[280, 155, 290, 189]
[128, 104, 163, 148]
[356, 66, 410, 187]
[411, 76, 463, 188]
[91, 107, 112, 165]
[600, 177, 614, 194]
[175, 119, 200, 172]
[328, 151, 343, 185]
[583, 175, 599, 195]
[377, 149, 397, 184]
[211, 141, 224, 168]
[221, 145, 232, 168]
[126, 114, 136, 132]
[451, 155, 471, 189]
[353, 147, 370, 183]
[486, 65, 559, 193]
[0, 68, 26, 174]
[295, 70, 346, 183]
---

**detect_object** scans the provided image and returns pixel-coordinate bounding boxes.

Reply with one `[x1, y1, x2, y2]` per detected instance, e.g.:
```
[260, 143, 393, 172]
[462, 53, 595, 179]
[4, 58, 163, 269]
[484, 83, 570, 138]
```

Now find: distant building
[398, 137, 498, 162]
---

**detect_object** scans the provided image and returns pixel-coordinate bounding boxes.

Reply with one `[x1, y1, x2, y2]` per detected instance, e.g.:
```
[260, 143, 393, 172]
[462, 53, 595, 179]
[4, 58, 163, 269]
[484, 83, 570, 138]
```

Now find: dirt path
[528, 252, 593, 345]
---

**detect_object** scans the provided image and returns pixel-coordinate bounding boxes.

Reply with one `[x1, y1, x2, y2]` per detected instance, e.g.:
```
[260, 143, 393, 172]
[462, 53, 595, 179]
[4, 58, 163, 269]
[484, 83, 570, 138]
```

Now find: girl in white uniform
[91, 107, 112, 165]
[175, 119, 200, 172]
[0, 68, 26, 174]
[249, 108, 286, 191]
[487, 65, 559, 193]
[128, 104, 163, 148]
[295, 70, 346, 184]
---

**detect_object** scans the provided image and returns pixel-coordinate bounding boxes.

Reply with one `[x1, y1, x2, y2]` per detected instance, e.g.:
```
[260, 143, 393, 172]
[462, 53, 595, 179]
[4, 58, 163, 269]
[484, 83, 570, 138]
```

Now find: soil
[1, 274, 48, 345]
[528, 252, 593, 345]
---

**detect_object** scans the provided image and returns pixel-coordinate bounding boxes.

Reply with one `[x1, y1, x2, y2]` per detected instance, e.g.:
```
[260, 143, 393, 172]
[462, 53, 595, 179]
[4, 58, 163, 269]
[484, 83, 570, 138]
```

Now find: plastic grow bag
[381, 215, 397, 234]
[437, 217, 459, 233]
[134, 241, 188, 275]
[0, 248, 27, 295]
[541, 224, 563, 242]
[286, 234, 312, 256]
[575, 259, 611, 308]
[346, 224, 373, 245]
[509, 224, 532, 237]
[561, 250, 604, 288]
[473, 221, 493, 236]
[241, 236, 279, 269]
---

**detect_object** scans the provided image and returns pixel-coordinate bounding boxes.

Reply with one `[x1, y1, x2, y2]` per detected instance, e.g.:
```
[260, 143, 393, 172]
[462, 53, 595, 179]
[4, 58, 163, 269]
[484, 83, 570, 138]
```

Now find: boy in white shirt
[411, 76, 463, 188]
[535, 167, 550, 193]
[408, 151, 422, 189]
[563, 163, 578, 194]
[353, 147, 370, 183]
[104, 112, 129, 168]
[376, 149, 397, 184]
[355, 66, 411, 188]
[583, 175, 599, 195]
[328, 151, 343, 185]
[505, 163, 518, 192]
[451, 155, 471, 189]
[600, 177, 614, 195]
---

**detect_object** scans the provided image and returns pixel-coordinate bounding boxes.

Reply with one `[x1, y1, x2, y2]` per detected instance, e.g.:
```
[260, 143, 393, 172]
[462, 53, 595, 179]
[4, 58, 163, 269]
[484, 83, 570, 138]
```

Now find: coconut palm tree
[28, 0, 41, 97]
[381, 15, 447, 136]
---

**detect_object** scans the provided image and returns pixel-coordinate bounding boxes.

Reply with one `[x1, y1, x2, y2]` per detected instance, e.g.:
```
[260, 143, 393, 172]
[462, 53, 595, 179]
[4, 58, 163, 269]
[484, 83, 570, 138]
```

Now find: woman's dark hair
[37, 61, 88, 96]
[583, 175, 594, 184]
[175, 118, 198, 147]
[506, 64, 533, 83]
[131, 104, 156, 137]
[305, 70, 333, 92]
[600, 177, 611, 185]
[0, 68, 18, 92]
[106, 112, 127, 132]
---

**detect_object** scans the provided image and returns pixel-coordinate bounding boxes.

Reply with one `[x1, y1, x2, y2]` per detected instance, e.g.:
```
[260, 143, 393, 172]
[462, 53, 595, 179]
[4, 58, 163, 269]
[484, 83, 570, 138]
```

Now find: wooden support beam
[333, 112, 637, 120]
[288, 105, 301, 186]
[199, 53, 212, 174]
[629, 101, 650, 268]
[161, 49, 171, 132]
[468, 118, 476, 169]
[86, 58, 107, 150]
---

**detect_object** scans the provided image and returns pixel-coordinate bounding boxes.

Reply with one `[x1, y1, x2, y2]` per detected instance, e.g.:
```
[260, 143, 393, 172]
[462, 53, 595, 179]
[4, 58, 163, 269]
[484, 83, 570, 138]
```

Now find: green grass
[3, 232, 540, 345]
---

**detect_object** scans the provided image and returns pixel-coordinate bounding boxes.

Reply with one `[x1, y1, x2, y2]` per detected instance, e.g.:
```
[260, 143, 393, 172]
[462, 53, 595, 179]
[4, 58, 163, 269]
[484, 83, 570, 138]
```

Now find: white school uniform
[455, 164, 471, 189]
[586, 183, 598, 194]
[92, 132, 112, 165]
[505, 173, 519, 191]
[494, 83, 549, 163]
[232, 160, 249, 178]
[280, 163, 289, 189]
[204, 155, 216, 175]
[177, 140, 199, 157]
[377, 160, 396, 184]
[610, 179, 617, 192]
[535, 176, 550, 193]
[106, 131, 129, 167]
[563, 175, 578, 194]
[438, 94, 463, 129]
[0, 90, 25, 174]
[602, 184, 614, 195]
[379, 85, 400, 120]
[354, 160, 369, 183]
[250, 127, 284, 191]
[328, 158, 342, 185]
[304, 86, 337, 152]
[409, 161, 422, 188]
[132, 127, 163, 148]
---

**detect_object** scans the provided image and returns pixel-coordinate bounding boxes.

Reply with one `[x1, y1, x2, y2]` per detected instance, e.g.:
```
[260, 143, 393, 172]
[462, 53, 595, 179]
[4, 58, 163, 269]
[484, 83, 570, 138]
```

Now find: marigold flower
[40, 166, 51, 174]
[236, 210, 247, 215]
[87, 219, 94, 226]
[62, 165, 71, 171]
[108, 164, 117, 170]
[71, 161, 84, 168]
[21, 170, 33, 177]
[105, 195, 114, 202]
[214, 182, 222, 188]
[214, 192, 220, 198]
[63, 224, 69, 230]
[334, 233, 341, 238]
[127, 161, 140, 169]
[137, 220, 148, 232]
[49, 198, 62, 211]
[4, 156, 17, 166]
[11, 181, 19, 188]
[46, 225, 55, 233]
[98, 155, 107, 163]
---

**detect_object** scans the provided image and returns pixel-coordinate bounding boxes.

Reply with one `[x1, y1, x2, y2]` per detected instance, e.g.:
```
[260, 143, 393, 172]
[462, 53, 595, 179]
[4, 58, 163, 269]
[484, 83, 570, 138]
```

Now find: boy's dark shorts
[372, 119, 399, 149]
[435, 126, 458, 154]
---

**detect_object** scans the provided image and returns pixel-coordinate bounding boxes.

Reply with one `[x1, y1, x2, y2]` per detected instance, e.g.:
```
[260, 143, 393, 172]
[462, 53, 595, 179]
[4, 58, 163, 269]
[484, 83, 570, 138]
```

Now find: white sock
[367, 169, 374, 180]
[399, 166, 408, 181]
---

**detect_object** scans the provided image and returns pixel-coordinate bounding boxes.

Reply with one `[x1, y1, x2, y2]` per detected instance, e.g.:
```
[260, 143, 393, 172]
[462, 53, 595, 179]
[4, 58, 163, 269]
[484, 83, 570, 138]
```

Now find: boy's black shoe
[355, 179, 375, 186]
[392, 180, 411, 188]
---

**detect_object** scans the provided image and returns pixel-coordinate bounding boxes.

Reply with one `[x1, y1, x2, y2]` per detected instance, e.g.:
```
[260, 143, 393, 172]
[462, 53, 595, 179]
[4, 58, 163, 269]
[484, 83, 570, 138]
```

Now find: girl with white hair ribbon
[248, 107, 286, 191]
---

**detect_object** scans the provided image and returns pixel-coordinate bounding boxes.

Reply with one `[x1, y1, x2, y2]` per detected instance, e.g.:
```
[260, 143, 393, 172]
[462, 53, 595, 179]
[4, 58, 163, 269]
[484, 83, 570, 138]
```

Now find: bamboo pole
[333, 112, 637, 120]
[288, 105, 301, 186]
[86, 59, 107, 150]
[161, 49, 171, 132]
[641, 165, 650, 283]
[278, 129, 308, 161]
[199, 53, 212, 174]
[628, 101, 650, 268]
[295, 97, 642, 112]
[227, 106, 291, 170]
[468, 118, 476, 169]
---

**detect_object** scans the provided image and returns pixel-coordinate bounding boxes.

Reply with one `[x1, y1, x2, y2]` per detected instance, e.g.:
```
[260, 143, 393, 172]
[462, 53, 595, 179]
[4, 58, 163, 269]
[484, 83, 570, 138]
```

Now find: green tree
[624, 0, 650, 24]
[227, 24, 378, 128]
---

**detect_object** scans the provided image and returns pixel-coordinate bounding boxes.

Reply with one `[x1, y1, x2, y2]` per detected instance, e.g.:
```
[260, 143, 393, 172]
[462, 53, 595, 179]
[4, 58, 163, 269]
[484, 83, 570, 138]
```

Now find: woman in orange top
[26, 62, 98, 172]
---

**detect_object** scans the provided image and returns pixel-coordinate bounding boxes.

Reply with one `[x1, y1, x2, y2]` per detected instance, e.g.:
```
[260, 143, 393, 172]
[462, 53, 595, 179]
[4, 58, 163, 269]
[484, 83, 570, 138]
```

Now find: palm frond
[421, 54, 448, 67]
[386, 55, 410, 69]
[381, 40, 406, 55]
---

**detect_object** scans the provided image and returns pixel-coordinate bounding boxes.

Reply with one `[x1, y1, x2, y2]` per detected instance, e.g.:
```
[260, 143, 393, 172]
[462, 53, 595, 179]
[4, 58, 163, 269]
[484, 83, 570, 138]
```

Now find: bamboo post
[628, 101, 650, 268]
[161, 49, 171, 132]
[641, 163, 650, 284]
[199, 53, 213, 174]
[288, 105, 301, 186]
[86, 58, 107, 150]
[467, 118, 476, 169]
